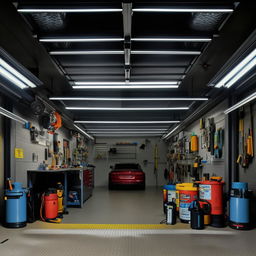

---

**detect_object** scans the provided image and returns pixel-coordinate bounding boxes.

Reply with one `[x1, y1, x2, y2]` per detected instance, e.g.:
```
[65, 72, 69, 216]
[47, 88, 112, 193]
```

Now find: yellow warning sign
[15, 148, 24, 159]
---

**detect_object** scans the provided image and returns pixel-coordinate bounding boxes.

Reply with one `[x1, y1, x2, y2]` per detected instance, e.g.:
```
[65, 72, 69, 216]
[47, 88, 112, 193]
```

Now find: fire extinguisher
[40, 188, 62, 223]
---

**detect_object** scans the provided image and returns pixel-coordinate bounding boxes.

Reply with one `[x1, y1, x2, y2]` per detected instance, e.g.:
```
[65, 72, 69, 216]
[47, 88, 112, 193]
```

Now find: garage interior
[1, 1, 256, 255]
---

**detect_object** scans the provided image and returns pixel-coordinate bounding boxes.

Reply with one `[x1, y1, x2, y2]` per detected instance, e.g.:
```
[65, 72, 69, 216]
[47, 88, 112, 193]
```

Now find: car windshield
[115, 164, 139, 170]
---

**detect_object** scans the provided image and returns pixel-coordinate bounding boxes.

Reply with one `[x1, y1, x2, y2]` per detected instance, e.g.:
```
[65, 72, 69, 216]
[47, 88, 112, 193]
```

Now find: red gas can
[44, 189, 58, 220]
[198, 177, 225, 227]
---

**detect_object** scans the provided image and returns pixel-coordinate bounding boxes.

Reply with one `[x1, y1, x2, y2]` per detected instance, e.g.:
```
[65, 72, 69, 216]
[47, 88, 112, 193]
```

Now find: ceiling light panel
[40, 38, 124, 43]
[131, 50, 201, 55]
[214, 48, 256, 88]
[50, 50, 124, 55]
[50, 97, 208, 101]
[74, 121, 180, 124]
[18, 8, 123, 13]
[72, 85, 179, 89]
[131, 37, 211, 42]
[0, 58, 37, 89]
[73, 124, 94, 140]
[67, 107, 189, 111]
[132, 8, 233, 13]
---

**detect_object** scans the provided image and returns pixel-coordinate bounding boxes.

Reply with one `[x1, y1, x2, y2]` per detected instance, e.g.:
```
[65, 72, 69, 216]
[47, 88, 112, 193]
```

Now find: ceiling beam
[122, 2, 132, 82]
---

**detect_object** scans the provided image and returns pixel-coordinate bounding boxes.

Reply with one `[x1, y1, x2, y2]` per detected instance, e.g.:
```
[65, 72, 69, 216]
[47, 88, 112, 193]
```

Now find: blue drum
[5, 182, 27, 228]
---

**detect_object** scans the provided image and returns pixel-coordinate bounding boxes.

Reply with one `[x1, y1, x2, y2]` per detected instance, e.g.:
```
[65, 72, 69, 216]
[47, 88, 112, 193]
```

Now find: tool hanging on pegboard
[208, 118, 216, 155]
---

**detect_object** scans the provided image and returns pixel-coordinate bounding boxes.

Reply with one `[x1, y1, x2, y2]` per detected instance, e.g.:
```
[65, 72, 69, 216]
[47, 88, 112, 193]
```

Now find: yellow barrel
[176, 183, 198, 215]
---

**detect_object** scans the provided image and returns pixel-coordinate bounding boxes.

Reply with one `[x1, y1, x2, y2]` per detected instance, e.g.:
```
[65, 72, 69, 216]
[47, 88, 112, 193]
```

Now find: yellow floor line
[29, 222, 189, 230]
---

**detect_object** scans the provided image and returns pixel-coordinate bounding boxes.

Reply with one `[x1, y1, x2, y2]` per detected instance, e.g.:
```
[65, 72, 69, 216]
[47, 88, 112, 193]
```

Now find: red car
[108, 163, 145, 190]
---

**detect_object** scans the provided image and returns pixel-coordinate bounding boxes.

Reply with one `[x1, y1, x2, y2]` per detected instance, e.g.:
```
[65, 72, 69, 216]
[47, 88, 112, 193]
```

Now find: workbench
[27, 167, 94, 211]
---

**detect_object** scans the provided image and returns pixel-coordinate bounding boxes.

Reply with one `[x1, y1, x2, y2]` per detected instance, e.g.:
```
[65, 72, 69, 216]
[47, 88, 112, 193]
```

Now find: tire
[140, 182, 146, 190]
[108, 183, 114, 190]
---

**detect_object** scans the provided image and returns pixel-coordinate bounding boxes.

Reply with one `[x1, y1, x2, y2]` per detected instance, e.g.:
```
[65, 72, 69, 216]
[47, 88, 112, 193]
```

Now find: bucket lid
[176, 183, 198, 191]
[163, 184, 176, 190]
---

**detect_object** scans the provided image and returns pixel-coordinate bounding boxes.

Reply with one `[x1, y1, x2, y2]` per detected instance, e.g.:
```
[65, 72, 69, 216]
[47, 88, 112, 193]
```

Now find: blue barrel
[5, 182, 27, 228]
[229, 182, 250, 230]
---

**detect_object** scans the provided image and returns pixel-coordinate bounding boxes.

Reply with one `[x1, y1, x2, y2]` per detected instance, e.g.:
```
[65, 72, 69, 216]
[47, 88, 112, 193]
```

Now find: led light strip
[131, 50, 201, 55]
[74, 81, 179, 85]
[132, 8, 233, 13]
[214, 49, 256, 88]
[0, 58, 36, 89]
[49, 50, 200, 55]
[91, 131, 164, 134]
[18, 8, 123, 13]
[73, 124, 94, 140]
[50, 97, 207, 101]
[94, 134, 162, 137]
[72, 85, 179, 89]
[0, 107, 28, 124]
[224, 91, 256, 114]
[50, 50, 124, 55]
[67, 107, 189, 111]
[41, 37, 211, 43]
[131, 37, 211, 42]
[87, 129, 167, 131]
[40, 38, 124, 42]
[74, 121, 180, 124]
[162, 125, 181, 139]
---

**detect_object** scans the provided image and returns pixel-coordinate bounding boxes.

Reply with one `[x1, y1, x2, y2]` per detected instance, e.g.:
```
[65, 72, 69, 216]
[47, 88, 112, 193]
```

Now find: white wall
[87, 137, 167, 187]
[238, 102, 256, 193]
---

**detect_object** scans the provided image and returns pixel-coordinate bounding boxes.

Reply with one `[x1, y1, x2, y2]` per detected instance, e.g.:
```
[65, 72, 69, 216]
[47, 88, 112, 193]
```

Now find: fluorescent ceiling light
[0, 107, 28, 124]
[91, 131, 164, 134]
[95, 134, 161, 137]
[50, 97, 207, 101]
[224, 91, 256, 115]
[132, 8, 233, 13]
[73, 85, 179, 89]
[131, 50, 201, 55]
[73, 124, 94, 140]
[214, 49, 256, 88]
[0, 58, 36, 89]
[88, 129, 167, 131]
[131, 37, 211, 42]
[74, 121, 180, 124]
[50, 50, 123, 55]
[40, 38, 124, 43]
[18, 8, 122, 13]
[162, 125, 181, 139]
[67, 107, 189, 111]
[74, 81, 179, 85]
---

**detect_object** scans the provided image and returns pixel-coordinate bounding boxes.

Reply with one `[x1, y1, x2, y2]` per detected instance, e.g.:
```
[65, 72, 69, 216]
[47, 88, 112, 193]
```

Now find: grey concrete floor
[1, 187, 256, 256]
[64, 186, 164, 224]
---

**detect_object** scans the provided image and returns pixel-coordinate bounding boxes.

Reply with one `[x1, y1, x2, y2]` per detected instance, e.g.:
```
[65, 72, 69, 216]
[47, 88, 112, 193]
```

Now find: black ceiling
[1, 1, 256, 138]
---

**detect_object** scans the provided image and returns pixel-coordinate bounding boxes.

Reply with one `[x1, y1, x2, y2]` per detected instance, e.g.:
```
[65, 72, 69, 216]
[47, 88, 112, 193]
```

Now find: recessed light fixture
[73, 124, 94, 140]
[95, 134, 162, 137]
[49, 50, 124, 55]
[131, 37, 212, 42]
[18, 8, 123, 13]
[132, 8, 233, 13]
[162, 125, 181, 139]
[0, 58, 37, 89]
[40, 37, 124, 43]
[74, 121, 180, 124]
[74, 81, 179, 85]
[224, 91, 256, 115]
[214, 49, 256, 88]
[67, 107, 189, 111]
[131, 50, 201, 55]
[0, 107, 28, 124]
[50, 97, 207, 101]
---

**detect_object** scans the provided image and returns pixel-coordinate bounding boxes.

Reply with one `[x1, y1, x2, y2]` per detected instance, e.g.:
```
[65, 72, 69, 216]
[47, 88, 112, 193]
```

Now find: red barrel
[198, 177, 225, 227]
[44, 189, 58, 219]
